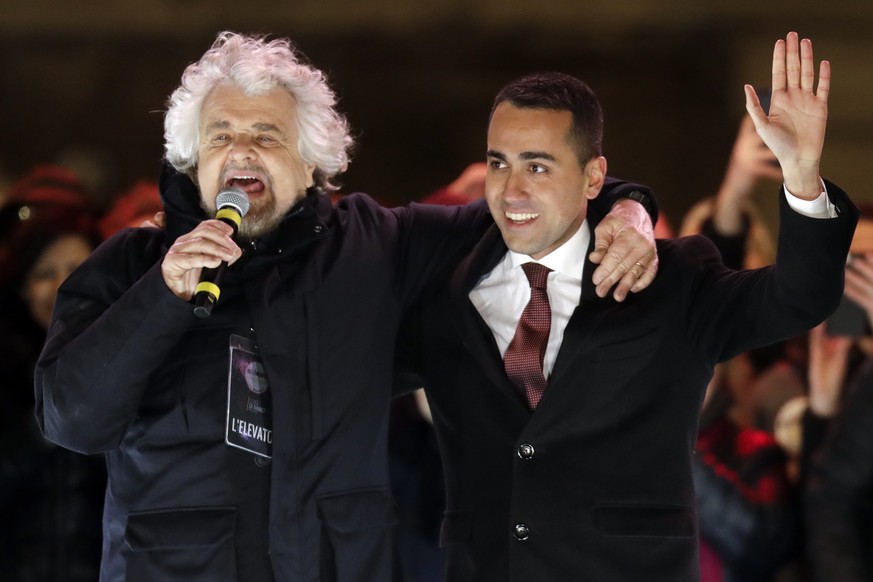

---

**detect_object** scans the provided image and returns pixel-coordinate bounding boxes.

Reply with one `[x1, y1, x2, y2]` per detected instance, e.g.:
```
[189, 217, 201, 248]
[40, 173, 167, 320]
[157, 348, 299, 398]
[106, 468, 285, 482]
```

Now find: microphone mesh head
[215, 189, 251, 217]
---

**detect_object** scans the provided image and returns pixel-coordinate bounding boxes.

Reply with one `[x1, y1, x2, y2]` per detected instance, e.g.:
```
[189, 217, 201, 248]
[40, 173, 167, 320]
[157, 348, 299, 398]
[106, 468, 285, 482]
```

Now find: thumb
[589, 219, 616, 264]
[744, 85, 769, 133]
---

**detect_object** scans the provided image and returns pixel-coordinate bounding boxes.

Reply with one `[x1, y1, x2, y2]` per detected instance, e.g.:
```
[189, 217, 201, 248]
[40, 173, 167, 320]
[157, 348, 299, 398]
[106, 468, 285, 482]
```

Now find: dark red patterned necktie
[504, 262, 552, 410]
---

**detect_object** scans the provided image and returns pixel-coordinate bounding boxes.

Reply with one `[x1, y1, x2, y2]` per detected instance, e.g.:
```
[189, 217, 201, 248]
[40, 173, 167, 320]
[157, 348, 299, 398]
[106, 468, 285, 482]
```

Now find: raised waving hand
[744, 32, 830, 200]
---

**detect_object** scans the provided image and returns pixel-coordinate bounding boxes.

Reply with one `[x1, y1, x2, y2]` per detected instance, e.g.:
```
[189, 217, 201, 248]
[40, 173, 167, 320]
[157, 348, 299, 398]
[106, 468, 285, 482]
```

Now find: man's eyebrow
[252, 122, 282, 133]
[203, 121, 284, 134]
[485, 149, 555, 162]
[519, 151, 556, 162]
[204, 120, 231, 133]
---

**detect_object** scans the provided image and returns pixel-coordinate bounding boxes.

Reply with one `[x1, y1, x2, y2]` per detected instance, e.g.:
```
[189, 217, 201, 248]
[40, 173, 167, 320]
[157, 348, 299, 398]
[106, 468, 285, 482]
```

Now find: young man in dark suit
[399, 32, 857, 581]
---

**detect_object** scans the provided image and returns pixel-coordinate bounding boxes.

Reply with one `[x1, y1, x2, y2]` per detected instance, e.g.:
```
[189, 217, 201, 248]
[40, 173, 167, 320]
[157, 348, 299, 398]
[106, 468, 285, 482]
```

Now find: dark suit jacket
[398, 183, 856, 582]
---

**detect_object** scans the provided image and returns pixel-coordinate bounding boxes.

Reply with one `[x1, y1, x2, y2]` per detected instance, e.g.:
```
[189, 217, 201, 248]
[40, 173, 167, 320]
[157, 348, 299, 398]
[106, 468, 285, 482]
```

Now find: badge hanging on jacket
[226, 334, 273, 458]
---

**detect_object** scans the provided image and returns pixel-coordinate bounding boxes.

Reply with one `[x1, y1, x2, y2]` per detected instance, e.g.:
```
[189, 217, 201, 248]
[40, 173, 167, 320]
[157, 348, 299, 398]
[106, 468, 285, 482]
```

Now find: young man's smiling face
[196, 84, 316, 239]
[485, 102, 605, 260]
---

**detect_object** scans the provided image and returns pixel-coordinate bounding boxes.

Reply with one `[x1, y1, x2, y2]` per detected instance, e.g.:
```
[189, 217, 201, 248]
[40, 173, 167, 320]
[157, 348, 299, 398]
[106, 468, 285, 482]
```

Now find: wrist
[782, 166, 823, 200]
[613, 189, 652, 216]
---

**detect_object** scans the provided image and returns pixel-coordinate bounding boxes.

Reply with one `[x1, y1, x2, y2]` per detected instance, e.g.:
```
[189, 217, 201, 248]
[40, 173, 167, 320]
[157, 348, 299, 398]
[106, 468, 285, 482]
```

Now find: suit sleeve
[683, 181, 857, 362]
[34, 230, 195, 454]
[587, 177, 658, 225]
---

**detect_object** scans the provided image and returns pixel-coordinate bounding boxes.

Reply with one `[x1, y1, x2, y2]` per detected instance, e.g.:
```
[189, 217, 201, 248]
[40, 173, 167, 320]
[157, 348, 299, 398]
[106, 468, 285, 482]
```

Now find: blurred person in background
[679, 89, 781, 269]
[0, 165, 106, 582]
[804, 207, 873, 582]
[99, 179, 164, 239]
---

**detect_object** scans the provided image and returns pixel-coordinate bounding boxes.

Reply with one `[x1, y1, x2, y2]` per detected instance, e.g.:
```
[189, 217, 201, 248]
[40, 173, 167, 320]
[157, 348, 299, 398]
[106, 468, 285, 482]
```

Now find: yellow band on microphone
[216, 208, 242, 228]
[195, 281, 221, 300]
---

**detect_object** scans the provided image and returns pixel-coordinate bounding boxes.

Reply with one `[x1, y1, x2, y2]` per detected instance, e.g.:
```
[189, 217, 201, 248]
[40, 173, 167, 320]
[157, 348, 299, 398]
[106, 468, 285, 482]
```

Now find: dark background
[1, 1, 871, 230]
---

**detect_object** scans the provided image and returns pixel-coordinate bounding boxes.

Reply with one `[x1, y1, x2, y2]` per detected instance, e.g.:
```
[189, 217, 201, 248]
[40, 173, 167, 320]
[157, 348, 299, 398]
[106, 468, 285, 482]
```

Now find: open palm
[745, 32, 830, 199]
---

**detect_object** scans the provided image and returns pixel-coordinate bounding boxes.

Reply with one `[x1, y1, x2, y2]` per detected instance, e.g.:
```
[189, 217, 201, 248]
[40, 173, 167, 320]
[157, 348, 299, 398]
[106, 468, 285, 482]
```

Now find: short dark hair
[491, 72, 603, 167]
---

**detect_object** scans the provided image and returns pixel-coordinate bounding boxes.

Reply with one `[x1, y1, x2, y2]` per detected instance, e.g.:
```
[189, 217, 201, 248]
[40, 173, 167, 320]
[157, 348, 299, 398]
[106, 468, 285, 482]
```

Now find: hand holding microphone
[193, 189, 251, 317]
[160, 189, 250, 317]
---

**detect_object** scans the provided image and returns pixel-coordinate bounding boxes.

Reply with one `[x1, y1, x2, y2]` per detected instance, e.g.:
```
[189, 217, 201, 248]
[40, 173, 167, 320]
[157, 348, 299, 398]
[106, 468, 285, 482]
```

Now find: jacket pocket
[124, 506, 237, 582]
[594, 503, 695, 538]
[316, 487, 400, 582]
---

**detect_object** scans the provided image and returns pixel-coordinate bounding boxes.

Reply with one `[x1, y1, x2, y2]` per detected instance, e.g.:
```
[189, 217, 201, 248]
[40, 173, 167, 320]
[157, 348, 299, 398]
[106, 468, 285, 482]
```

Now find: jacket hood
[158, 163, 207, 243]
[157, 162, 333, 250]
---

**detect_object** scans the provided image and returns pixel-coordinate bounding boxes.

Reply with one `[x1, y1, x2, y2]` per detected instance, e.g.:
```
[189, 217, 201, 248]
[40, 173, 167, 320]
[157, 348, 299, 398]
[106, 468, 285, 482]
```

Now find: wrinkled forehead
[199, 84, 299, 134]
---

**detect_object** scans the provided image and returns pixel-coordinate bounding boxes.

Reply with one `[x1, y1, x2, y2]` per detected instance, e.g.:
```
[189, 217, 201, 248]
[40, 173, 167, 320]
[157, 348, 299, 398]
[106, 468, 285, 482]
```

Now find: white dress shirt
[470, 187, 835, 379]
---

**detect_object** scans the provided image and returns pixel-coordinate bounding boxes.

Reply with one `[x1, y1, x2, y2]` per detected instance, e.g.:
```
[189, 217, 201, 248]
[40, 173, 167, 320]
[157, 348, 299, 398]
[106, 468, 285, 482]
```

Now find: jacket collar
[158, 163, 331, 256]
[448, 218, 625, 411]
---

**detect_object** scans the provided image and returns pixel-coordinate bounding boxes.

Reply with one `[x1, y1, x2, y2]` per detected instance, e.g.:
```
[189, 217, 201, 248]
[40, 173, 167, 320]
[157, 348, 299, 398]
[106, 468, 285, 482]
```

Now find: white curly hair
[164, 31, 353, 190]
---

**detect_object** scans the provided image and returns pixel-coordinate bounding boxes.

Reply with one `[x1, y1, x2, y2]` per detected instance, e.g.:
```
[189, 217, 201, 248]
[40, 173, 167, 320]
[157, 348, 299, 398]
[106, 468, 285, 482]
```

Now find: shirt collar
[507, 220, 590, 281]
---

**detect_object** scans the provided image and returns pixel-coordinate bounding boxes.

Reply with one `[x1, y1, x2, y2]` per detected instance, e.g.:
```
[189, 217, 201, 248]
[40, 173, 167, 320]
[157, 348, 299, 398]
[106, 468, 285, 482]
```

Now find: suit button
[514, 523, 530, 540]
[517, 443, 535, 460]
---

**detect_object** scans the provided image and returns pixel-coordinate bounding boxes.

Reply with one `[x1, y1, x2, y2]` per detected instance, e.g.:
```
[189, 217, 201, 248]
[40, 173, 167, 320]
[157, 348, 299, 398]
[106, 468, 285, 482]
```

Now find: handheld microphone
[193, 188, 251, 318]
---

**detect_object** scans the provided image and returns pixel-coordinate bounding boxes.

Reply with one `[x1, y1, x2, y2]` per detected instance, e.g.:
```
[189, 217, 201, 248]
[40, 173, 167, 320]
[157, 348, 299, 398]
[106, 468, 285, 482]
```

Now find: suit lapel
[547, 228, 624, 389]
[448, 226, 530, 408]
[449, 219, 628, 410]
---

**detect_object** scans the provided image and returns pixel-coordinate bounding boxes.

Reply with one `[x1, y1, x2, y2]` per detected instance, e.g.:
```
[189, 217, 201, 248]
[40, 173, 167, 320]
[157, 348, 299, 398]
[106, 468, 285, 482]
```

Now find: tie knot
[521, 262, 551, 290]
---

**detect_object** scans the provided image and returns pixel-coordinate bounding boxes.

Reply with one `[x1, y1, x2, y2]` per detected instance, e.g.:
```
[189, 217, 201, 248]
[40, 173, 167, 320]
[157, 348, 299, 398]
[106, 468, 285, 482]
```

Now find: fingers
[631, 257, 659, 293]
[817, 59, 831, 103]
[744, 84, 767, 132]
[171, 220, 240, 264]
[587, 237, 611, 266]
[590, 248, 657, 301]
[785, 32, 801, 89]
[800, 37, 815, 92]
[161, 220, 241, 299]
[774, 32, 829, 100]
[590, 202, 658, 301]
[772, 37, 787, 92]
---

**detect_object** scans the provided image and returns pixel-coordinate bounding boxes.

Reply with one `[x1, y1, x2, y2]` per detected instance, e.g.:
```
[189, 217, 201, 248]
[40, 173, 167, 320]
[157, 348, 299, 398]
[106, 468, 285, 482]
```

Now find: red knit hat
[0, 165, 98, 291]
[5, 165, 90, 208]
[99, 180, 163, 239]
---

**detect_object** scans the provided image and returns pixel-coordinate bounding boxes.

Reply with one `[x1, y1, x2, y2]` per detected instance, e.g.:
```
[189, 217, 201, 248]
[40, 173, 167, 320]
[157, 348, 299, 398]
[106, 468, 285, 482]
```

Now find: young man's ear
[584, 156, 607, 200]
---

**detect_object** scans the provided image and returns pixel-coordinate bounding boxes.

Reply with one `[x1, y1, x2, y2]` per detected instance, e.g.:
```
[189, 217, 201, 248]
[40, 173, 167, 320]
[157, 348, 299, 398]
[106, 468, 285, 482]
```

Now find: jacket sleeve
[34, 229, 196, 454]
[588, 176, 659, 226]
[804, 359, 873, 582]
[683, 181, 857, 363]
